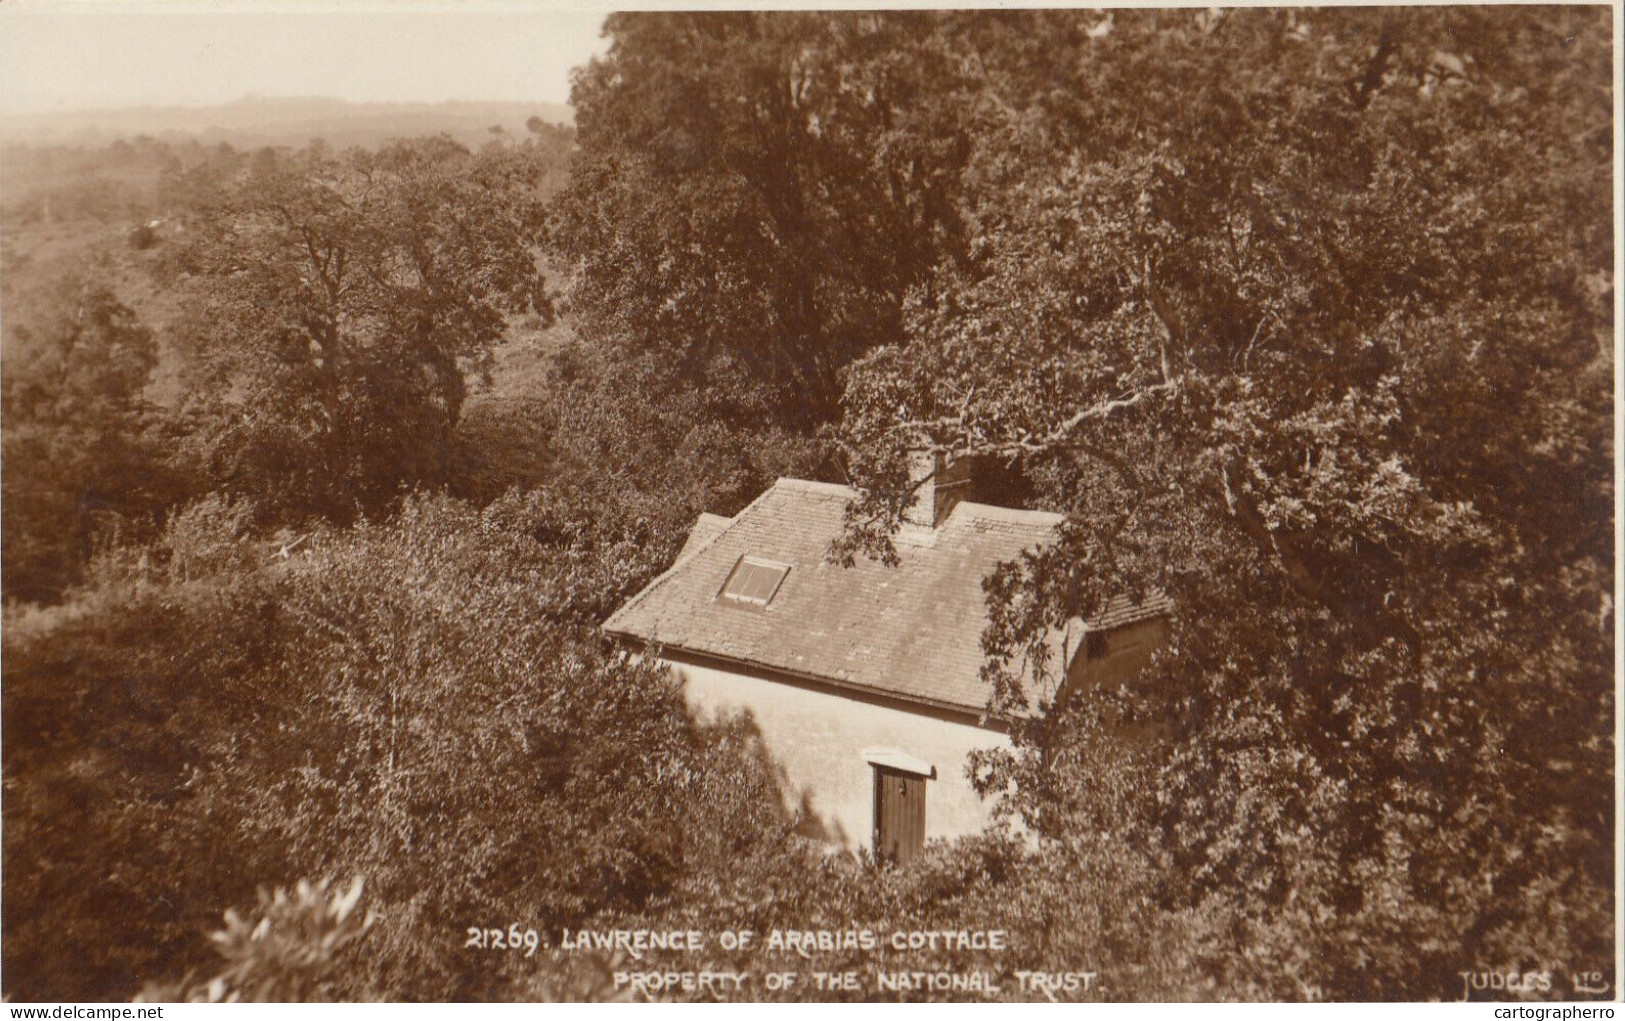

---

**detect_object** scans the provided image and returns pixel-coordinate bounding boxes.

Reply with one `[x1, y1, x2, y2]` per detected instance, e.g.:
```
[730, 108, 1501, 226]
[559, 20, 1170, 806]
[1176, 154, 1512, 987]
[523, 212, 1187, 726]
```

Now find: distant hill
[0, 95, 574, 149]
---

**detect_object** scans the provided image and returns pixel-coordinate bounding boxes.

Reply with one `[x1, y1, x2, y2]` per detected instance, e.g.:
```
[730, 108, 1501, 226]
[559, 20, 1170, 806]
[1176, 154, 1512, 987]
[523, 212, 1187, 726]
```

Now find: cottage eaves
[602, 478, 1170, 717]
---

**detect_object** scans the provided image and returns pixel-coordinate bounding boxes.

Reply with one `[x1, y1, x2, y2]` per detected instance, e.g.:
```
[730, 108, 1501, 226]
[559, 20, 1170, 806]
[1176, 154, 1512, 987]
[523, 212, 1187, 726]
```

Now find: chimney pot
[904, 449, 973, 528]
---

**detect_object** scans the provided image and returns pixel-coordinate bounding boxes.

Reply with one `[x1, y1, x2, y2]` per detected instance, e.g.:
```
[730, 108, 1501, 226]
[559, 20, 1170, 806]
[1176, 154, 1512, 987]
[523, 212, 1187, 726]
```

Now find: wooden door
[872, 766, 926, 865]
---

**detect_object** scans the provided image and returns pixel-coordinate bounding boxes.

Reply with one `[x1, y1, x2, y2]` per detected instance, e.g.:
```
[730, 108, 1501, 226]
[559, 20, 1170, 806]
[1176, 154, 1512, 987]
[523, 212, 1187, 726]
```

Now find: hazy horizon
[0, 3, 612, 117]
[1, 93, 580, 115]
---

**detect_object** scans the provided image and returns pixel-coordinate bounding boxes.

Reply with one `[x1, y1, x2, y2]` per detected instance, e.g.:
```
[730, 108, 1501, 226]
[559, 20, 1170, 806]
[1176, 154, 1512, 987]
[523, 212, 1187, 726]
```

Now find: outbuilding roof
[602, 478, 1169, 717]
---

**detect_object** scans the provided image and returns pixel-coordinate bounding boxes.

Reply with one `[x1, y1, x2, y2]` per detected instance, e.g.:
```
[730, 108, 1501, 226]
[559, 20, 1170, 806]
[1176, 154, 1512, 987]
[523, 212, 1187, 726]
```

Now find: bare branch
[901, 377, 1179, 460]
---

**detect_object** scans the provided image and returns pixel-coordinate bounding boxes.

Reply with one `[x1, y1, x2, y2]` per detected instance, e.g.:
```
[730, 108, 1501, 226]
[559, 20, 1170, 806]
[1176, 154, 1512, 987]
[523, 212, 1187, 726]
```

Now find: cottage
[602, 453, 1168, 863]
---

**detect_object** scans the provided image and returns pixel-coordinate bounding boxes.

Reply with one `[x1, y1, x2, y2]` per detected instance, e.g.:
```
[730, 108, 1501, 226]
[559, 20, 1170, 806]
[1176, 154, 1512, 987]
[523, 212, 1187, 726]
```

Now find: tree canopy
[0, 7, 1612, 1004]
[552, 12, 984, 430]
[832, 7, 1612, 999]
[172, 137, 548, 523]
[2, 276, 173, 601]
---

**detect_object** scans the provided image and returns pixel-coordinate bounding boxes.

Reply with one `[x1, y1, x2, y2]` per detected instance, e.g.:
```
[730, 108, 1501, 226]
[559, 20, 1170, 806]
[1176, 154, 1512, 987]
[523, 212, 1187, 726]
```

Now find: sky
[0, 1, 614, 115]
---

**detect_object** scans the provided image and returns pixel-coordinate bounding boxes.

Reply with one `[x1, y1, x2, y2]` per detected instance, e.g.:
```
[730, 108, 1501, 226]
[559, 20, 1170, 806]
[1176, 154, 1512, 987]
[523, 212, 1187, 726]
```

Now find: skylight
[720, 556, 790, 606]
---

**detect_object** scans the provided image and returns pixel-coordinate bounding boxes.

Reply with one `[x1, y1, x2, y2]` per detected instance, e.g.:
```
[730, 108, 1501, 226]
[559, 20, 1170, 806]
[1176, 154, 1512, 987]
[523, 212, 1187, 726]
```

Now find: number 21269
[466, 925, 540, 957]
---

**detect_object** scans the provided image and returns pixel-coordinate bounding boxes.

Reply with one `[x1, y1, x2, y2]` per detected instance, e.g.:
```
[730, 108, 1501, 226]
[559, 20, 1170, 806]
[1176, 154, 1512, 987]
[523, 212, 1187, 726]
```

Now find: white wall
[666, 658, 1010, 853]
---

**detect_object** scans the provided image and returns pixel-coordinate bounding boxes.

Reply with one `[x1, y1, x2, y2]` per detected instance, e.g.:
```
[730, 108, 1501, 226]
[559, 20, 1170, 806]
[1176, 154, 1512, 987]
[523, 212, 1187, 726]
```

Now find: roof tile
[603, 478, 1169, 715]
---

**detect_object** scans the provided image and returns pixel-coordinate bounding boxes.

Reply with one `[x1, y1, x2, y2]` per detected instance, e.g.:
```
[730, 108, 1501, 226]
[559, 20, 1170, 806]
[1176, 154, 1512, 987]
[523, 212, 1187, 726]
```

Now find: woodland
[0, 9, 1613, 1002]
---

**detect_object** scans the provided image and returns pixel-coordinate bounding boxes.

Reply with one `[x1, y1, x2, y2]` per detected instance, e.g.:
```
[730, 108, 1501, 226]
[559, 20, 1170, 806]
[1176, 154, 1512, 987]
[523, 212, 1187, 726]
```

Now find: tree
[2, 274, 169, 602]
[551, 12, 979, 432]
[835, 7, 1612, 999]
[173, 137, 547, 524]
[2, 490, 790, 1001]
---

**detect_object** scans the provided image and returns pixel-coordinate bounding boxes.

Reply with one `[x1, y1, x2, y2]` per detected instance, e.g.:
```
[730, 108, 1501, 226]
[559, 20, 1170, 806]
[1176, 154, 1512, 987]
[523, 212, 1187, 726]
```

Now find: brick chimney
[903, 449, 973, 529]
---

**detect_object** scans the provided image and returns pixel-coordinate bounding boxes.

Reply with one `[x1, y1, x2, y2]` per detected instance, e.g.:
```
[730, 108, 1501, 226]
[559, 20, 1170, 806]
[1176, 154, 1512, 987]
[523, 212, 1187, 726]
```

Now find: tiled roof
[603, 479, 1169, 717]
[677, 512, 733, 562]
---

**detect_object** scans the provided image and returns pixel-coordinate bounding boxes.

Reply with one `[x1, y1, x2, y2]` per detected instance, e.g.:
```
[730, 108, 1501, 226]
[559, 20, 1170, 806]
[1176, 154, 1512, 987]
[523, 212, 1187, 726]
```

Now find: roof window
[720, 556, 790, 606]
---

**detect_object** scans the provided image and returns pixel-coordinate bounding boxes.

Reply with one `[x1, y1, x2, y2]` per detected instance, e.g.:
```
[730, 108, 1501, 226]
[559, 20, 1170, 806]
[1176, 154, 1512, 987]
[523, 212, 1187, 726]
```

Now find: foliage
[0, 8, 1612, 1003]
[2, 490, 788, 1001]
[495, 330, 834, 548]
[136, 878, 374, 1003]
[834, 7, 1613, 999]
[1, 275, 174, 602]
[170, 138, 549, 524]
[157, 493, 261, 582]
[2, 564, 285, 997]
[551, 12, 979, 431]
